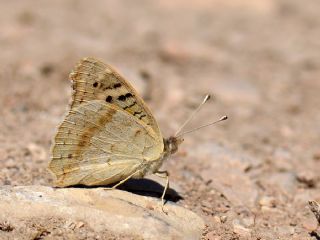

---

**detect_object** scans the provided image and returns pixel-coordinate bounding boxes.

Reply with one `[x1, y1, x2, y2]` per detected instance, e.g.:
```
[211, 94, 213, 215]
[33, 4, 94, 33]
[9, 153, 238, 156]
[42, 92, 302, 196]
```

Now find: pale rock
[220, 215, 227, 223]
[275, 226, 295, 236]
[0, 185, 204, 240]
[241, 216, 255, 228]
[232, 219, 252, 237]
[259, 196, 276, 208]
[205, 231, 221, 240]
[213, 216, 221, 223]
[261, 206, 283, 214]
[296, 170, 318, 188]
[302, 216, 318, 231]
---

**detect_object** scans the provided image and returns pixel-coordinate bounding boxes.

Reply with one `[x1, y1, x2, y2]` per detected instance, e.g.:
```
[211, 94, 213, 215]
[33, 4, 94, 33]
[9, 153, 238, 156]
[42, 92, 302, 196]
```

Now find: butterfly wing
[69, 57, 162, 137]
[49, 100, 164, 186]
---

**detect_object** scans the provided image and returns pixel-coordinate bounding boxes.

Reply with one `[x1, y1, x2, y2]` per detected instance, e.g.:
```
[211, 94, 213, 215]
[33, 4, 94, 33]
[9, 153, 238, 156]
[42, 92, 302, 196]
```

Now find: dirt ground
[0, 0, 320, 239]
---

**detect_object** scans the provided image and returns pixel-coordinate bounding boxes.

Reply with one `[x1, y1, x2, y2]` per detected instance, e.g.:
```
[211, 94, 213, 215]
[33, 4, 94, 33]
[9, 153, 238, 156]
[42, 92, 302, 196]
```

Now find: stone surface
[192, 143, 259, 207]
[0, 186, 204, 240]
[259, 196, 276, 208]
[232, 219, 252, 237]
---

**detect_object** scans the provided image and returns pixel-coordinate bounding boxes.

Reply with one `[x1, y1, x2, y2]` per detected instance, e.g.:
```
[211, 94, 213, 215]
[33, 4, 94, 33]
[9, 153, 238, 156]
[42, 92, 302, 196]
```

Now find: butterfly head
[164, 136, 184, 155]
[163, 94, 227, 158]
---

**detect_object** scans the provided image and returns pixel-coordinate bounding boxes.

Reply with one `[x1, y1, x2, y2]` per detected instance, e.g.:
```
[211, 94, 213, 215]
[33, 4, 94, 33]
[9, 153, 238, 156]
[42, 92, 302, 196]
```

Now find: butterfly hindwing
[49, 100, 164, 186]
[69, 57, 161, 137]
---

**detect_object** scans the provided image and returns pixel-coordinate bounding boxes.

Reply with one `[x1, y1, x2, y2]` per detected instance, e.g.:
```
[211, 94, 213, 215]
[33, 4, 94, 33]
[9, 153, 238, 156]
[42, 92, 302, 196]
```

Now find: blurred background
[0, 0, 319, 239]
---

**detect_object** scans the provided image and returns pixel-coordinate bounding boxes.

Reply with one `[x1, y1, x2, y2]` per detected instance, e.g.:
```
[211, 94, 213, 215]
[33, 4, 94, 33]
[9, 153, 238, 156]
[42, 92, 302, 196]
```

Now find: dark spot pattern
[134, 130, 142, 137]
[114, 83, 121, 88]
[139, 114, 147, 120]
[118, 93, 133, 101]
[133, 111, 142, 116]
[93, 82, 98, 88]
[123, 101, 137, 110]
[103, 84, 113, 91]
[68, 154, 73, 159]
[106, 96, 113, 102]
[118, 95, 126, 101]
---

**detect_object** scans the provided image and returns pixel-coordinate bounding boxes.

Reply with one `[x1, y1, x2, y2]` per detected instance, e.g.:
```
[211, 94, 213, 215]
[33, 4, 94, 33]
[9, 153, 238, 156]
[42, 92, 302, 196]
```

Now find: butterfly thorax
[145, 136, 183, 176]
[163, 136, 184, 156]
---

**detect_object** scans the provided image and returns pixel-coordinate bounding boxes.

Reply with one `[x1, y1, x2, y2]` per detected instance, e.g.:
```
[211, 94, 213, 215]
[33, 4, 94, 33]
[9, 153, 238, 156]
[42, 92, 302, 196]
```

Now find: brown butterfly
[48, 57, 227, 211]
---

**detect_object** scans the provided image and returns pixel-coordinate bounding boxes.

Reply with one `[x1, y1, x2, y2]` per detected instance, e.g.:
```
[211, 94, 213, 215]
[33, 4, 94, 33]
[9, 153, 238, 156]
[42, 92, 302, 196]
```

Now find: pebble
[259, 196, 276, 208]
[220, 216, 227, 223]
[302, 217, 318, 231]
[205, 231, 221, 240]
[242, 216, 255, 227]
[275, 226, 295, 236]
[232, 219, 252, 237]
[296, 171, 318, 188]
[213, 216, 221, 223]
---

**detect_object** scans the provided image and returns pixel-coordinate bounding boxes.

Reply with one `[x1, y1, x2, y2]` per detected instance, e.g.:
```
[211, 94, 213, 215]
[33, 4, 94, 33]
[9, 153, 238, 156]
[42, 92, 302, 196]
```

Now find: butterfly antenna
[176, 115, 228, 138]
[174, 94, 211, 137]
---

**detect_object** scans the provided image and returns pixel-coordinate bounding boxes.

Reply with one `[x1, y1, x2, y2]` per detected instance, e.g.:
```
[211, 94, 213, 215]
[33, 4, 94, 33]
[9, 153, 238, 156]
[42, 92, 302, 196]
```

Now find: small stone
[201, 200, 213, 213]
[297, 171, 318, 188]
[259, 196, 276, 208]
[308, 200, 320, 224]
[66, 220, 76, 230]
[4, 158, 16, 169]
[261, 206, 282, 214]
[213, 216, 221, 223]
[76, 221, 85, 228]
[206, 231, 221, 240]
[0, 221, 14, 232]
[220, 215, 227, 223]
[302, 217, 318, 231]
[242, 216, 255, 227]
[275, 226, 295, 236]
[232, 219, 251, 237]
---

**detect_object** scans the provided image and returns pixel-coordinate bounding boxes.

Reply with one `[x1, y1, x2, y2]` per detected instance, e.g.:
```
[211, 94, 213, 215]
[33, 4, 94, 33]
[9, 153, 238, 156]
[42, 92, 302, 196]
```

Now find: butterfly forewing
[69, 57, 162, 137]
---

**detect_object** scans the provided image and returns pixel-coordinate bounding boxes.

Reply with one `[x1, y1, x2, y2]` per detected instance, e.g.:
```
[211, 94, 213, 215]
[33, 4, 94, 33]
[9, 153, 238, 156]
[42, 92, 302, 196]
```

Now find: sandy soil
[0, 0, 319, 239]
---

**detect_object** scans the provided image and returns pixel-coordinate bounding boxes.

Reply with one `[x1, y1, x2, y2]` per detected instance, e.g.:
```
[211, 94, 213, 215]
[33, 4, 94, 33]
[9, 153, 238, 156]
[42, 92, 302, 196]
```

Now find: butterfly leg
[155, 170, 169, 214]
[105, 168, 141, 190]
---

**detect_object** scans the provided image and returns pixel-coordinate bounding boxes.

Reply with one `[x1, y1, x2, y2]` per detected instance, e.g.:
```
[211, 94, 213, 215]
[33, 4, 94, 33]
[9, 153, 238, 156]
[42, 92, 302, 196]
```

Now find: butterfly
[48, 57, 227, 211]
